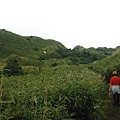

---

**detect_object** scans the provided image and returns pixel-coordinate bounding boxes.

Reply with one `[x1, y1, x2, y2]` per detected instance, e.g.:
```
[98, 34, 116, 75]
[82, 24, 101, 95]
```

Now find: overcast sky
[0, 0, 120, 49]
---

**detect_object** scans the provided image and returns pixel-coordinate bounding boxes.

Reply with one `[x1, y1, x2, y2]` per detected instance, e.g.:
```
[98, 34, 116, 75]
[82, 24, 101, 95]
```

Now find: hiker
[109, 71, 120, 106]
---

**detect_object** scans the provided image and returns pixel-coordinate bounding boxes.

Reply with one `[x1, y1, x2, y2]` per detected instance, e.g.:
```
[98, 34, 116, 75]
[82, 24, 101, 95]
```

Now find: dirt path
[104, 95, 120, 120]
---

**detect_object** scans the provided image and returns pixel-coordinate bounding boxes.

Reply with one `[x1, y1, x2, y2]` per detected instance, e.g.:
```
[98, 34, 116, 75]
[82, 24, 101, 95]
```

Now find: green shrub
[1, 66, 107, 120]
[3, 58, 23, 76]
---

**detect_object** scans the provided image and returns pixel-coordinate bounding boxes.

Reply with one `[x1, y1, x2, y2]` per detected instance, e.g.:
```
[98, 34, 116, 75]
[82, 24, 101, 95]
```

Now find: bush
[1, 66, 107, 120]
[3, 58, 23, 76]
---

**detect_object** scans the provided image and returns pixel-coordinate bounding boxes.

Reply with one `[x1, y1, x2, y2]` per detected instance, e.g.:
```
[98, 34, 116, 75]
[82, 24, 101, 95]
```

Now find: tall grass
[0, 65, 107, 120]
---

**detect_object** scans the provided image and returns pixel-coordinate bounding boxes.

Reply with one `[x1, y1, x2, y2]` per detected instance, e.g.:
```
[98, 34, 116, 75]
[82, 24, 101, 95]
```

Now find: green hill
[0, 29, 120, 65]
[1, 29, 120, 120]
[73, 45, 116, 58]
[0, 29, 66, 59]
[88, 49, 120, 82]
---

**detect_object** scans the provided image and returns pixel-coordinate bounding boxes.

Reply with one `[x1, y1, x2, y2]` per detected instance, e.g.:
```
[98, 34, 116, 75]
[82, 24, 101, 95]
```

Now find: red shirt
[110, 76, 120, 86]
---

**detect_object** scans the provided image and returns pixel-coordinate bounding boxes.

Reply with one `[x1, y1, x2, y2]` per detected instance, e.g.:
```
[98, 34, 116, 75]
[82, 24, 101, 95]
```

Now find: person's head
[112, 71, 117, 76]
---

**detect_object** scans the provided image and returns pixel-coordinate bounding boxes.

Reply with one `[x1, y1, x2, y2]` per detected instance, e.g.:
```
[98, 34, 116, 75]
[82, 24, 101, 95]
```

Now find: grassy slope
[1, 33, 120, 119]
[1, 63, 108, 120]
[0, 29, 65, 59]
[87, 50, 120, 80]
[1, 29, 120, 62]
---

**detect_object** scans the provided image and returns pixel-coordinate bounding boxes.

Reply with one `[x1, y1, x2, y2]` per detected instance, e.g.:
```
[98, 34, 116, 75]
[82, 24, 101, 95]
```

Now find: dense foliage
[0, 29, 65, 59]
[0, 65, 107, 120]
[56, 46, 116, 64]
[88, 50, 120, 83]
[0, 29, 120, 120]
[3, 58, 23, 76]
[0, 29, 119, 65]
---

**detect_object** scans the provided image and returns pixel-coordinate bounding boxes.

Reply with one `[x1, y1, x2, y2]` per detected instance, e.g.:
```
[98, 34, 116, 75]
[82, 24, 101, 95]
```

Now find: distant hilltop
[0, 29, 120, 65]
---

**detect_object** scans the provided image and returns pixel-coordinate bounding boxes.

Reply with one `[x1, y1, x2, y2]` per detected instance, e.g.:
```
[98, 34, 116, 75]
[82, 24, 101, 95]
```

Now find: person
[109, 71, 120, 106]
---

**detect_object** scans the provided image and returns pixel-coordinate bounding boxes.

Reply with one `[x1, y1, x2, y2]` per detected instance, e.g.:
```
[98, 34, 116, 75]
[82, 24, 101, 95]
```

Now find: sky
[0, 0, 120, 49]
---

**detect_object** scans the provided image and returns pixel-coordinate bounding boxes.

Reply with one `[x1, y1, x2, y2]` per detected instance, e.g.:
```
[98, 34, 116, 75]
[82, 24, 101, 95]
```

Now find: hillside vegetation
[88, 50, 120, 82]
[0, 29, 120, 120]
[0, 29, 120, 65]
[1, 64, 108, 120]
[0, 29, 65, 60]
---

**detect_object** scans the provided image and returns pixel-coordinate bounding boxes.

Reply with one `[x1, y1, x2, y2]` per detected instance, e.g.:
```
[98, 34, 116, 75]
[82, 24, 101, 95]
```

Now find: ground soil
[103, 95, 120, 120]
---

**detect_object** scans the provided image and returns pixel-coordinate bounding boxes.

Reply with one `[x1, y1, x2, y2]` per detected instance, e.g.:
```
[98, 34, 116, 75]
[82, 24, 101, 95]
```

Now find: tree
[3, 58, 23, 76]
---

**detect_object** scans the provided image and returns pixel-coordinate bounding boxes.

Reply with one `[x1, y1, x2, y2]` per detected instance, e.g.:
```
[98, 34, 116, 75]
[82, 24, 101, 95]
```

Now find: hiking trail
[104, 95, 120, 120]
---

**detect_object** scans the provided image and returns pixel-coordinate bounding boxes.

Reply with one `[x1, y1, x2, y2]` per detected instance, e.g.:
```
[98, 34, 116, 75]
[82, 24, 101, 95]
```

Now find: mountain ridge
[0, 29, 120, 65]
[0, 29, 66, 59]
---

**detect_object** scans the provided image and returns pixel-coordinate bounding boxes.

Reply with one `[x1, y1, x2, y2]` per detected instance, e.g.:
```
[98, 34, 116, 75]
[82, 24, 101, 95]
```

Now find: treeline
[55, 47, 116, 64]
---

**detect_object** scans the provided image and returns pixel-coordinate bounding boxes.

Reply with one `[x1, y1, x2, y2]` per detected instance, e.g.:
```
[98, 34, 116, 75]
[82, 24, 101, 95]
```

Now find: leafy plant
[3, 58, 23, 76]
[1, 64, 108, 120]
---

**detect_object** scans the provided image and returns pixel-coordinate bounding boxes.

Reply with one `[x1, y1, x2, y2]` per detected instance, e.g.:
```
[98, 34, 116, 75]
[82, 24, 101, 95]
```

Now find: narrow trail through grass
[104, 95, 120, 120]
